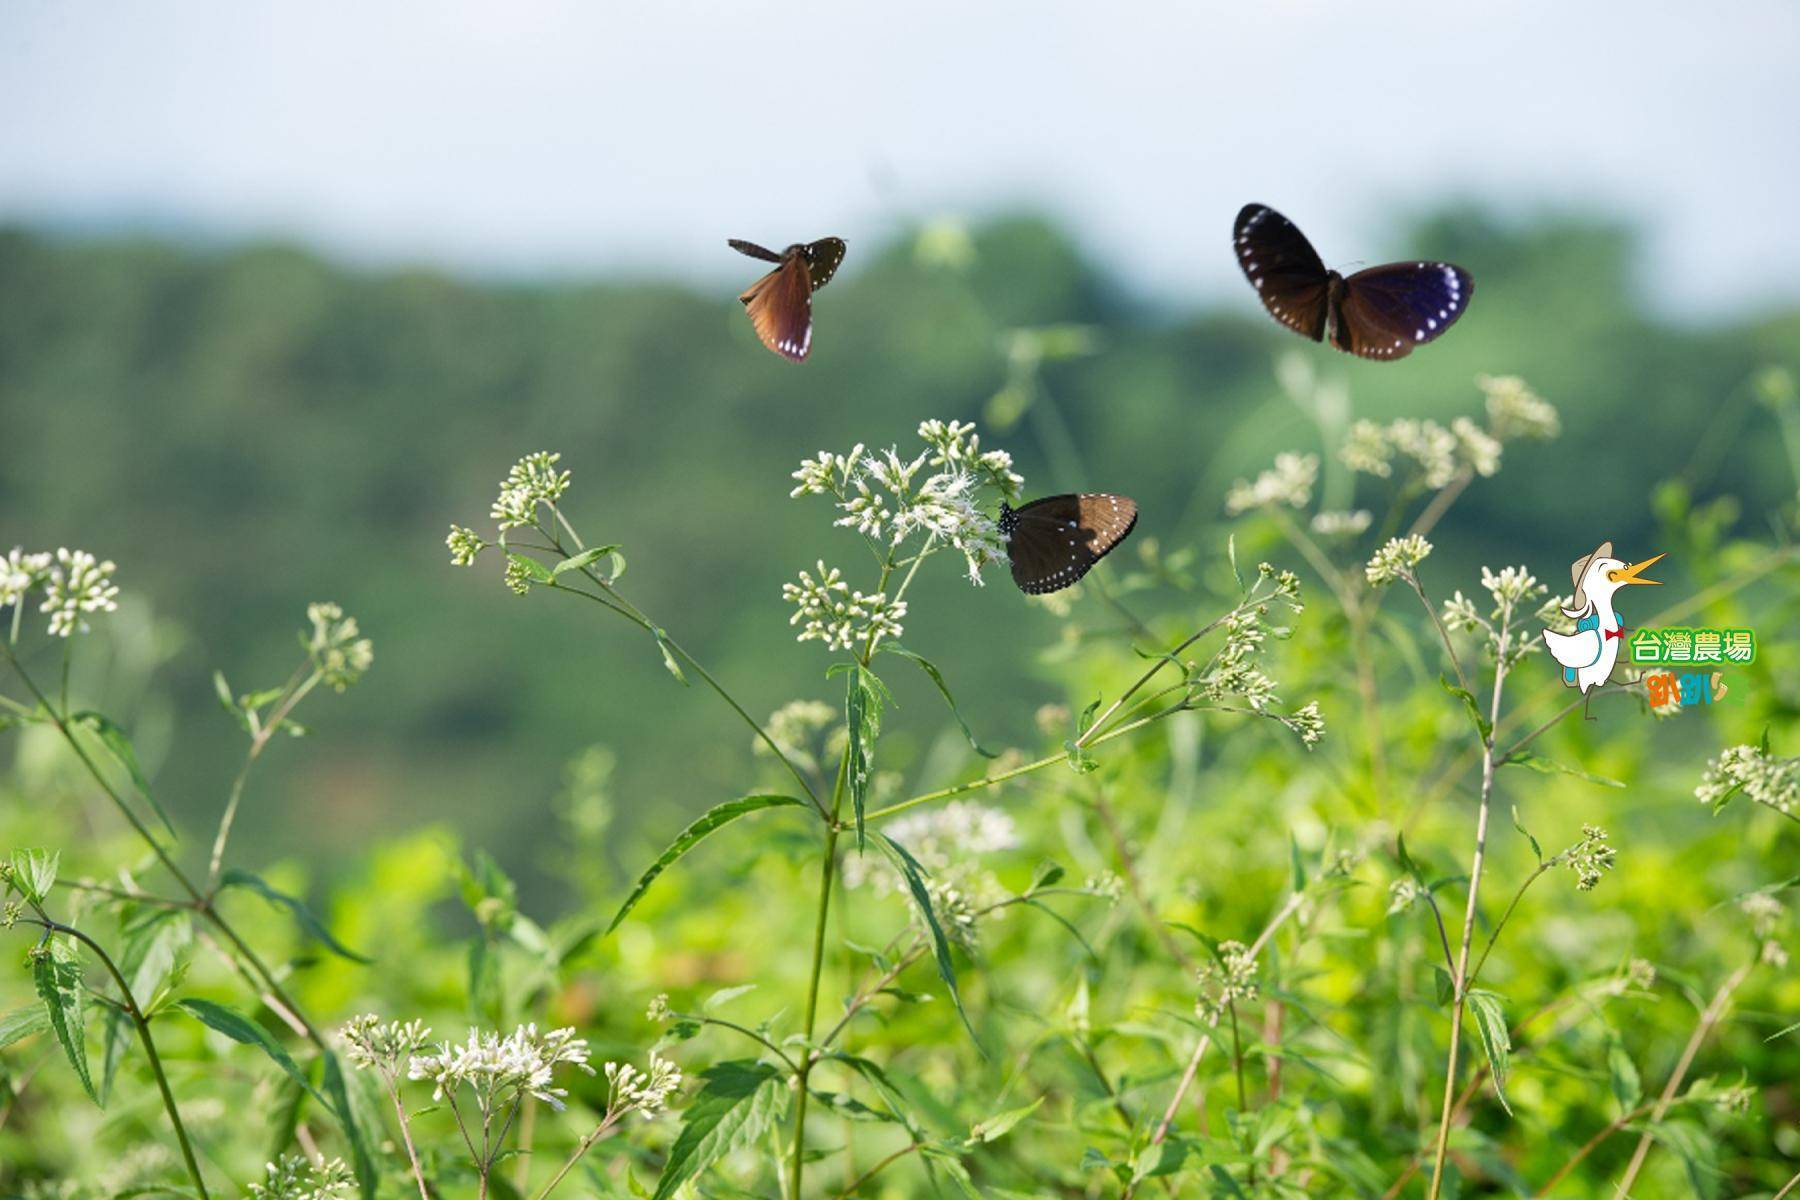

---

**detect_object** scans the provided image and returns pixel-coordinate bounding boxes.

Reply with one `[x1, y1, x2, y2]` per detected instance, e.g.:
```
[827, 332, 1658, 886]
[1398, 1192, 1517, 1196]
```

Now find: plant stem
[831, 1141, 921, 1199]
[791, 744, 849, 1200]
[208, 662, 318, 889]
[29, 915, 210, 1199]
[532, 1109, 624, 1199]
[385, 1077, 433, 1200]
[1611, 960, 1755, 1196]
[1533, 1101, 1654, 1195]
[1425, 610, 1511, 1200]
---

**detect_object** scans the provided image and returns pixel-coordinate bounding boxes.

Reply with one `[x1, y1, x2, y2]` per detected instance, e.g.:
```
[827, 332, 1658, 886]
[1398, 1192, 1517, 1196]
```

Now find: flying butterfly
[1000, 493, 1138, 595]
[1232, 204, 1473, 361]
[728, 236, 847, 362]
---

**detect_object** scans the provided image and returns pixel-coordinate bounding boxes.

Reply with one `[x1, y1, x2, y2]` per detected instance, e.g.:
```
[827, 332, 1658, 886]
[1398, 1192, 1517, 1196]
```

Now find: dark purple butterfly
[1233, 204, 1472, 361]
[729, 237, 847, 362]
[1000, 493, 1138, 595]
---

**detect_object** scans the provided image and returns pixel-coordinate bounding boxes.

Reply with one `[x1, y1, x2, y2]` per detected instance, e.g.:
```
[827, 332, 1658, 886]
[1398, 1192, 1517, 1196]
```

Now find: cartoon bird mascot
[1541, 540, 1663, 719]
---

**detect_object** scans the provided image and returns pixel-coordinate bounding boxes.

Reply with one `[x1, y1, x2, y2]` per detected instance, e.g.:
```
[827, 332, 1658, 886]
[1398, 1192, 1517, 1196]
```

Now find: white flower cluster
[1196, 939, 1260, 1022]
[1283, 700, 1326, 748]
[407, 1023, 594, 1111]
[1341, 418, 1462, 489]
[1225, 452, 1318, 516]
[790, 421, 1018, 594]
[1387, 876, 1423, 915]
[755, 699, 843, 775]
[843, 800, 1019, 898]
[4, 548, 120, 638]
[1365, 535, 1433, 587]
[306, 602, 373, 691]
[1695, 743, 1798, 817]
[1196, 609, 1278, 712]
[782, 561, 908, 652]
[1740, 893, 1790, 968]
[603, 1051, 682, 1119]
[248, 1155, 354, 1200]
[1560, 824, 1617, 891]
[340, 1013, 432, 1075]
[1310, 509, 1372, 538]
[491, 451, 572, 531]
[1479, 375, 1561, 441]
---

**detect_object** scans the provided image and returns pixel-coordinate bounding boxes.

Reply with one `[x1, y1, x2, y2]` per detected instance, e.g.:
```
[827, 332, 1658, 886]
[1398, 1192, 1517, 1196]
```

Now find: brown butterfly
[1000, 493, 1139, 595]
[728, 237, 847, 362]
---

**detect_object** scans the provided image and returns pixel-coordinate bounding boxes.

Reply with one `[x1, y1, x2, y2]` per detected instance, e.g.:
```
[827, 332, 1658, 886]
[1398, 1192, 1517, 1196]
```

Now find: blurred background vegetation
[3, 209, 1797, 897]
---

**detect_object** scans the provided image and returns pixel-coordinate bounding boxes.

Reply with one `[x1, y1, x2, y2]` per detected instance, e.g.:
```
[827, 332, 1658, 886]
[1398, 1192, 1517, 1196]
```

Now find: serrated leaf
[1467, 990, 1512, 1114]
[844, 664, 886, 847]
[608, 795, 809, 934]
[970, 1095, 1042, 1143]
[882, 645, 997, 758]
[875, 832, 979, 1047]
[1502, 749, 1626, 789]
[651, 1060, 785, 1200]
[34, 938, 96, 1103]
[217, 869, 371, 963]
[9, 848, 59, 903]
[177, 999, 321, 1103]
[0, 1002, 52, 1049]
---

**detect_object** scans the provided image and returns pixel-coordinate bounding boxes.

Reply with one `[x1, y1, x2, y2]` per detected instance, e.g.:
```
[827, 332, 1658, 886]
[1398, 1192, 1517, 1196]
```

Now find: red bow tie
[1604, 626, 1624, 641]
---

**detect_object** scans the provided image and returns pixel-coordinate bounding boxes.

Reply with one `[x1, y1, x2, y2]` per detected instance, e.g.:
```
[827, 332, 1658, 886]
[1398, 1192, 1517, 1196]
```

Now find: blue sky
[3, 0, 1795, 316]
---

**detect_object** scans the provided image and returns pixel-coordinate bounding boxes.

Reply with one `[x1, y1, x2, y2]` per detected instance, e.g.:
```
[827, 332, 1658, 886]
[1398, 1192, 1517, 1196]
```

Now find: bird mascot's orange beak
[1607, 553, 1665, 586]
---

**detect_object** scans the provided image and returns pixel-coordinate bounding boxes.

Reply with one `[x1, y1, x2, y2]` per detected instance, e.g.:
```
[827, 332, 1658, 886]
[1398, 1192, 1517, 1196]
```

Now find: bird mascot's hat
[1560, 541, 1612, 619]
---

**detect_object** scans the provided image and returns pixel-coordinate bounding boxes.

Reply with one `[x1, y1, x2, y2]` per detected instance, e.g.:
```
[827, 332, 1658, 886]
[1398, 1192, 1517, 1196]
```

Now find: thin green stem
[531, 1108, 625, 1200]
[831, 1141, 921, 1200]
[791, 746, 850, 1200]
[208, 662, 320, 889]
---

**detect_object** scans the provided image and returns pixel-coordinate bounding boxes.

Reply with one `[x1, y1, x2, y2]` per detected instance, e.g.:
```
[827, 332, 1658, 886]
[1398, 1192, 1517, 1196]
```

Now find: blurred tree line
[1, 212, 1795, 896]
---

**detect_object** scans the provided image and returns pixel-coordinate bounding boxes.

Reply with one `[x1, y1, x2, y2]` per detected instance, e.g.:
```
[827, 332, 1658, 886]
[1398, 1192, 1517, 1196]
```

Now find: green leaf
[882, 645, 997, 758]
[0, 1002, 52, 1049]
[1509, 804, 1543, 864]
[70, 711, 179, 839]
[553, 544, 623, 578]
[103, 908, 193, 1101]
[34, 937, 96, 1103]
[217, 868, 371, 963]
[843, 664, 886, 847]
[874, 832, 979, 1047]
[1466, 990, 1512, 1115]
[1431, 965, 1454, 1008]
[506, 552, 554, 584]
[1227, 532, 1243, 593]
[212, 670, 251, 732]
[1289, 833, 1308, 893]
[1631, 1117, 1719, 1199]
[8, 848, 59, 903]
[176, 999, 321, 1104]
[652, 627, 687, 685]
[651, 1060, 785, 1200]
[1438, 676, 1491, 742]
[321, 1048, 379, 1200]
[970, 1095, 1042, 1143]
[607, 795, 810, 934]
[703, 984, 757, 1012]
[1502, 749, 1626, 789]
[1607, 1037, 1642, 1112]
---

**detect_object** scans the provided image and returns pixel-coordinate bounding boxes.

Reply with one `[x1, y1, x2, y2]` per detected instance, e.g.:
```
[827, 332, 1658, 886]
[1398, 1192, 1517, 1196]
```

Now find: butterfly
[728, 237, 847, 362]
[999, 493, 1138, 595]
[1232, 204, 1473, 361]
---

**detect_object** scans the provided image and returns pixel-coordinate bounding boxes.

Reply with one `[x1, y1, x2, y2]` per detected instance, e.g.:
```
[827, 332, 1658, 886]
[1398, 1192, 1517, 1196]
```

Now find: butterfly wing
[728, 238, 783, 263]
[1333, 260, 1473, 360]
[803, 237, 847, 291]
[1005, 493, 1138, 595]
[739, 255, 814, 362]
[1234, 204, 1330, 342]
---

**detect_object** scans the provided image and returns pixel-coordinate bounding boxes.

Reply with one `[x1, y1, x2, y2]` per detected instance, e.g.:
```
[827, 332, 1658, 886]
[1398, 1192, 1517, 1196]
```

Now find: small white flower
[2, 547, 53, 611]
[1479, 375, 1561, 441]
[604, 1051, 682, 1118]
[1696, 743, 1799, 816]
[1284, 700, 1325, 748]
[1452, 417, 1503, 477]
[408, 1024, 594, 1111]
[306, 603, 373, 691]
[248, 1155, 354, 1200]
[1310, 510, 1372, 538]
[340, 1014, 432, 1074]
[39, 548, 119, 638]
[1225, 452, 1318, 515]
[1387, 418, 1460, 490]
[1365, 535, 1433, 587]
[1441, 590, 1486, 633]
[447, 525, 485, 566]
[490, 451, 570, 530]
[1340, 421, 1394, 478]
[1196, 940, 1259, 1021]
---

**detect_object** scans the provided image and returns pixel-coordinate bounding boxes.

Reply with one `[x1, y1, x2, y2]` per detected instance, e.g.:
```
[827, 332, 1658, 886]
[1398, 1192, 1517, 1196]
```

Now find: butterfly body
[729, 236, 846, 362]
[1233, 204, 1472, 361]
[1000, 493, 1138, 595]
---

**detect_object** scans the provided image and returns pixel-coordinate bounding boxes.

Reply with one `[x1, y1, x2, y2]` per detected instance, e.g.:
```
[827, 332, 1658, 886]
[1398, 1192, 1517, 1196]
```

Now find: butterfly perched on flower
[1000, 493, 1138, 595]
[728, 237, 847, 362]
[1233, 204, 1472, 361]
